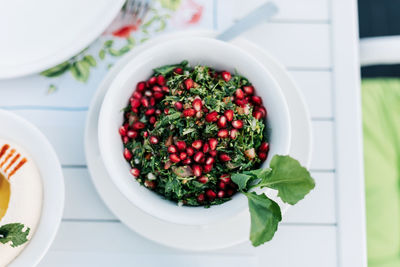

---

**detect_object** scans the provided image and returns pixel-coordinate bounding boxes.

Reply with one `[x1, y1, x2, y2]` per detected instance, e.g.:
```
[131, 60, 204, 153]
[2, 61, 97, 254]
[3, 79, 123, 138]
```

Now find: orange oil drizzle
[0, 144, 9, 159]
[8, 158, 27, 178]
[4, 153, 20, 173]
[0, 149, 15, 168]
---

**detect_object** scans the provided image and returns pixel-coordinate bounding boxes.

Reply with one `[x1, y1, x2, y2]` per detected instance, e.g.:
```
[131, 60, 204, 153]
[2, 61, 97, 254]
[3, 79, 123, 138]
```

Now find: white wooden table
[0, 0, 366, 266]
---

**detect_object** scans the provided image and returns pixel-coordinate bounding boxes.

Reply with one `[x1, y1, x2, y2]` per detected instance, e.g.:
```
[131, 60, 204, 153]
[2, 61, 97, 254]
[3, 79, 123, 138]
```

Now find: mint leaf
[0, 223, 30, 247]
[244, 192, 282, 246]
[259, 155, 315, 205]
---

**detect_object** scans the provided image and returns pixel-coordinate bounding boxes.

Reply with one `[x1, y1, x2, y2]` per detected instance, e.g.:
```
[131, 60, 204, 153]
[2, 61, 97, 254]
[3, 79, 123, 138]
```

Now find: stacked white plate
[84, 31, 312, 251]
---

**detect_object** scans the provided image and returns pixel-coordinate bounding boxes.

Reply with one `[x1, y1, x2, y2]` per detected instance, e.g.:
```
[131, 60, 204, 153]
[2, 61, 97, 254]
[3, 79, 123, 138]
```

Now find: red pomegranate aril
[193, 151, 204, 163]
[176, 141, 187, 151]
[257, 106, 267, 117]
[206, 189, 216, 201]
[183, 108, 196, 117]
[143, 131, 149, 138]
[182, 158, 192, 165]
[235, 99, 247, 107]
[179, 152, 187, 160]
[192, 165, 202, 177]
[149, 97, 156, 106]
[217, 115, 227, 128]
[259, 142, 269, 152]
[205, 157, 214, 165]
[208, 138, 218, 150]
[149, 136, 159, 144]
[209, 150, 217, 157]
[205, 111, 219, 122]
[191, 140, 202, 150]
[130, 98, 141, 108]
[203, 164, 213, 173]
[136, 81, 146, 92]
[230, 129, 239, 139]
[221, 71, 231, 82]
[132, 91, 142, 99]
[226, 188, 235, 197]
[217, 190, 225, 198]
[243, 85, 254, 95]
[155, 109, 162, 116]
[218, 181, 227, 190]
[132, 121, 145, 130]
[148, 76, 157, 85]
[141, 98, 149, 108]
[235, 88, 245, 99]
[149, 116, 156, 124]
[224, 109, 234, 122]
[156, 75, 165, 85]
[130, 168, 140, 177]
[251, 96, 263, 106]
[197, 193, 205, 203]
[203, 107, 209, 113]
[192, 98, 203, 112]
[169, 153, 181, 163]
[253, 111, 263, 120]
[198, 176, 209, 184]
[218, 129, 229, 138]
[232, 120, 243, 129]
[174, 67, 183, 74]
[168, 145, 177, 154]
[153, 92, 164, 100]
[184, 78, 194, 90]
[122, 136, 129, 144]
[145, 108, 155, 116]
[162, 86, 170, 93]
[220, 174, 231, 183]
[164, 108, 169, 115]
[219, 153, 231, 162]
[144, 90, 153, 97]
[258, 152, 267, 161]
[174, 101, 183, 110]
[119, 126, 127, 136]
[186, 147, 195, 156]
[152, 86, 162, 93]
[124, 148, 132, 160]
[202, 143, 210, 153]
[131, 108, 138, 113]
[127, 130, 138, 139]
[144, 180, 156, 189]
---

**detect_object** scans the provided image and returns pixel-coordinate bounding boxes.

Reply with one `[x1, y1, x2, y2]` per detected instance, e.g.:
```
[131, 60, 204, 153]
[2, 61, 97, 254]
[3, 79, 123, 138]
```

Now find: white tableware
[98, 37, 291, 225]
[0, 0, 125, 79]
[0, 109, 64, 267]
[85, 31, 312, 250]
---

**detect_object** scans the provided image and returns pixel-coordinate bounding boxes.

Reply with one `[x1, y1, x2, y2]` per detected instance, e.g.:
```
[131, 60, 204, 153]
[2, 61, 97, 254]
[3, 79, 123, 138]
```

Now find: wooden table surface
[0, 0, 366, 266]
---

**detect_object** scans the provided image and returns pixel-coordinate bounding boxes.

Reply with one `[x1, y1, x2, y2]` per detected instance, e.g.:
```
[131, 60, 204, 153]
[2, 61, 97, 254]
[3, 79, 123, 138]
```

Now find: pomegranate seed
[205, 157, 214, 165]
[124, 148, 132, 160]
[174, 101, 183, 110]
[132, 91, 142, 99]
[130, 168, 140, 177]
[202, 143, 210, 153]
[179, 152, 187, 160]
[219, 153, 231, 162]
[122, 136, 129, 144]
[149, 116, 156, 124]
[251, 96, 263, 106]
[226, 189, 235, 197]
[218, 181, 226, 190]
[174, 67, 183, 74]
[168, 145, 177, 154]
[198, 176, 209, 184]
[220, 174, 231, 183]
[192, 165, 202, 177]
[131, 108, 138, 113]
[208, 138, 218, 150]
[235, 99, 247, 107]
[221, 71, 231, 82]
[148, 76, 157, 85]
[193, 152, 204, 163]
[218, 129, 229, 138]
[197, 193, 205, 203]
[183, 108, 196, 117]
[224, 110, 234, 122]
[162, 86, 170, 93]
[230, 129, 239, 139]
[186, 147, 195, 156]
[155, 109, 162, 116]
[203, 164, 213, 173]
[169, 154, 181, 163]
[176, 141, 187, 151]
[258, 152, 267, 161]
[182, 158, 192, 165]
[141, 98, 149, 107]
[217, 190, 225, 198]
[130, 98, 141, 108]
[235, 88, 245, 99]
[205, 111, 219, 122]
[149, 136, 159, 144]
[206, 189, 216, 201]
[143, 131, 149, 138]
[253, 111, 263, 120]
[153, 92, 164, 100]
[152, 86, 162, 93]
[232, 120, 243, 129]
[136, 81, 146, 92]
[145, 108, 155, 116]
[156, 75, 165, 85]
[132, 121, 145, 130]
[127, 130, 138, 139]
[217, 115, 227, 128]
[164, 108, 169, 115]
[144, 90, 153, 97]
[259, 142, 269, 152]
[192, 98, 203, 112]
[191, 140, 203, 150]
[202, 107, 209, 113]
[184, 78, 194, 90]
[243, 85, 254, 95]
[144, 180, 156, 189]
[257, 106, 267, 117]
[119, 126, 127, 136]
[149, 97, 156, 106]
[209, 150, 217, 157]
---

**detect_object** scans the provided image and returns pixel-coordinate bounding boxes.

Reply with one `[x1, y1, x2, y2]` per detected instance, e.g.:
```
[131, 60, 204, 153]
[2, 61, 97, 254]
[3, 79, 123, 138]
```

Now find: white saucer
[84, 31, 312, 251]
[0, 109, 64, 267]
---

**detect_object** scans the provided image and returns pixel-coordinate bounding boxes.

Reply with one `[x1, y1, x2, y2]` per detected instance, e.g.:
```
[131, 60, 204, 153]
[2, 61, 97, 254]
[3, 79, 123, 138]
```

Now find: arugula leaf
[258, 155, 315, 205]
[244, 192, 282, 246]
[231, 173, 252, 191]
[0, 223, 30, 247]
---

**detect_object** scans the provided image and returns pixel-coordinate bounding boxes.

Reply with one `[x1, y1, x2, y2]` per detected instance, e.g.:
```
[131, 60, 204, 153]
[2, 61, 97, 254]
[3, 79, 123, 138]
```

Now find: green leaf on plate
[0, 223, 30, 248]
[83, 55, 97, 67]
[40, 61, 70, 77]
[99, 49, 106, 60]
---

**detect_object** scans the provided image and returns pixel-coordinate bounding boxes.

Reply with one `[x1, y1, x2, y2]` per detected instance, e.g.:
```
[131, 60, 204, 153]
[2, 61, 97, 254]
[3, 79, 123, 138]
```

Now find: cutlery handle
[217, 2, 278, 42]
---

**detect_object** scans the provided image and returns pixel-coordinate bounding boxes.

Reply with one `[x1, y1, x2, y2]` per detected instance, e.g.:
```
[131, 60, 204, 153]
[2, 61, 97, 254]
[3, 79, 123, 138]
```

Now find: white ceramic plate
[0, 0, 124, 79]
[84, 31, 312, 251]
[0, 109, 65, 267]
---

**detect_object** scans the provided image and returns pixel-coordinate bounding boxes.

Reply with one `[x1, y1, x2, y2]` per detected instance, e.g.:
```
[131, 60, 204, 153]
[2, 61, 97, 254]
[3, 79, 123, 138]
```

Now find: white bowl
[98, 37, 291, 225]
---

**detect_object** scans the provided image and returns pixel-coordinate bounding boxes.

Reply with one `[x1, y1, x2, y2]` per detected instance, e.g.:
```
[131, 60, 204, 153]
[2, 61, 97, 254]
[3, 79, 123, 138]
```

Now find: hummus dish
[0, 139, 43, 267]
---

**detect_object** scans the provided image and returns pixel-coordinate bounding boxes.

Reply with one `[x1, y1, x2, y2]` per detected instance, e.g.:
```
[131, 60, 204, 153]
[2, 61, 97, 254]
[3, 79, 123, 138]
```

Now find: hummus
[0, 140, 43, 267]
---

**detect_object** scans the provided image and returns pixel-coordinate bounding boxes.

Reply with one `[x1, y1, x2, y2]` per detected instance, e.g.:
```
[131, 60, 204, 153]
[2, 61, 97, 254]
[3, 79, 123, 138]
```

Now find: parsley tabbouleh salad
[119, 61, 269, 206]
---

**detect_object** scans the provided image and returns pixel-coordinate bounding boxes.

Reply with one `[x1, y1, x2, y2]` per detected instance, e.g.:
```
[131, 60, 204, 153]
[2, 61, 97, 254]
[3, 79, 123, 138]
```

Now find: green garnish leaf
[231, 173, 253, 191]
[0, 223, 30, 248]
[153, 60, 188, 76]
[40, 61, 70, 77]
[244, 192, 282, 247]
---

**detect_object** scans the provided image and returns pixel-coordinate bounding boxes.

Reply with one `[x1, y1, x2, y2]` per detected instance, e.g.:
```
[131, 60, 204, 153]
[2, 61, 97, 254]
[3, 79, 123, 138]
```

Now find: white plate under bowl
[98, 36, 291, 226]
[0, 109, 64, 266]
[85, 31, 312, 251]
[0, 0, 124, 79]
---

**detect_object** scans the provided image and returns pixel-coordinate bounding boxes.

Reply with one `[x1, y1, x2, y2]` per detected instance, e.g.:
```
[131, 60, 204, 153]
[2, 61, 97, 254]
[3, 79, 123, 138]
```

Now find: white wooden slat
[42, 221, 337, 267]
[216, 0, 330, 26]
[311, 121, 334, 170]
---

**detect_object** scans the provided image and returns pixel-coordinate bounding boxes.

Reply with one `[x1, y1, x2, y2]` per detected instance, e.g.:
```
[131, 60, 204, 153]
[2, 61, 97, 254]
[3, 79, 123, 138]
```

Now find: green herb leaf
[83, 55, 97, 67]
[40, 61, 70, 77]
[231, 173, 252, 191]
[153, 60, 188, 76]
[259, 155, 315, 205]
[0, 223, 30, 247]
[244, 192, 281, 247]
[99, 49, 106, 60]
